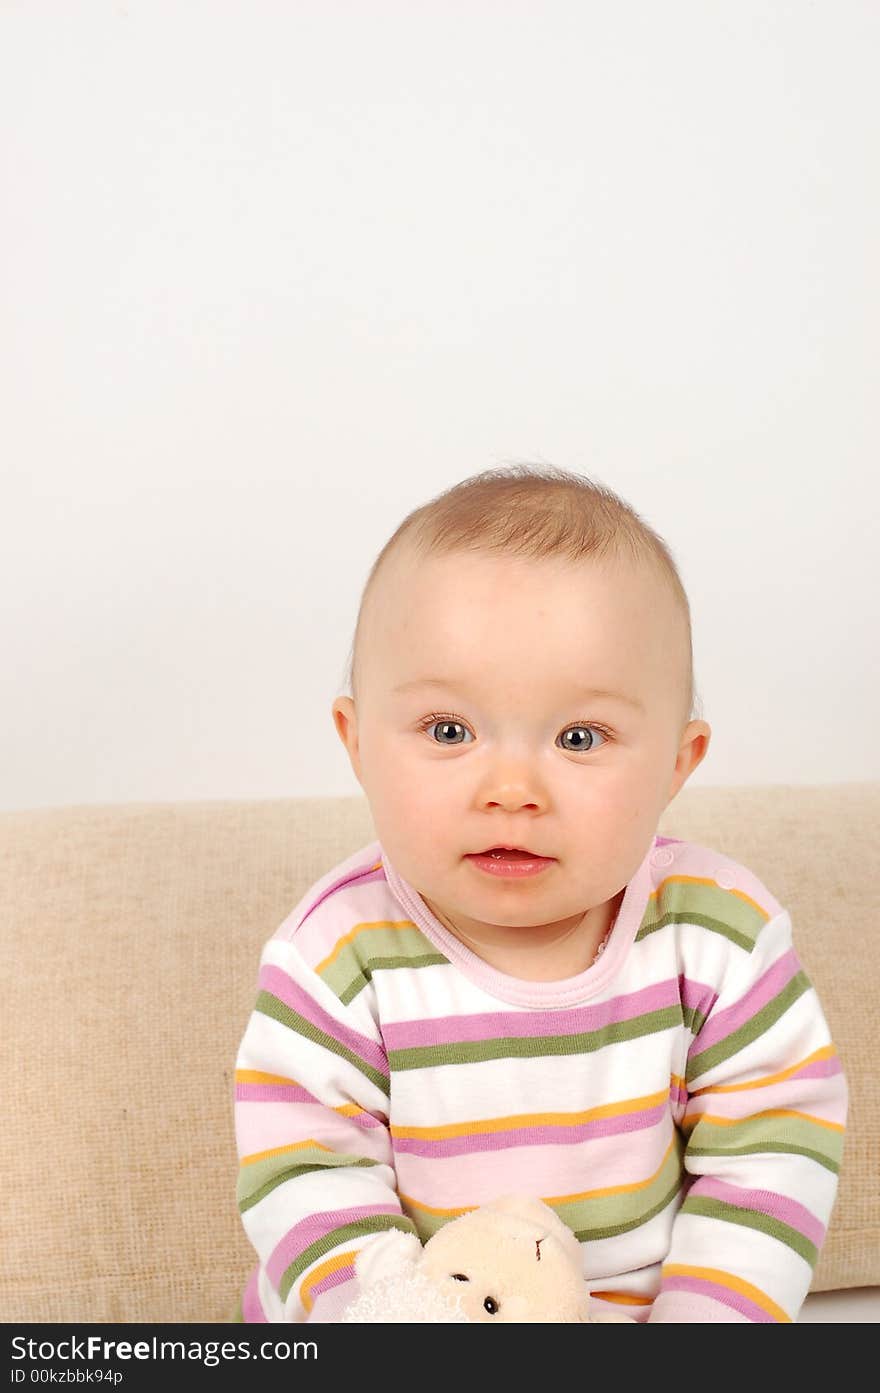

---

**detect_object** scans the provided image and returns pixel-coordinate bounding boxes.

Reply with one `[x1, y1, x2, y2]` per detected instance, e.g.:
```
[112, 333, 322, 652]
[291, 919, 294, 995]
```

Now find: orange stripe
[315, 918, 417, 974]
[651, 873, 772, 921]
[300, 1250, 358, 1314]
[241, 1139, 331, 1165]
[590, 1290, 654, 1306]
[398, 1192, 474, 1219]
[683, 1108, 844, 1134]
[252, 881, 770, 1041]
[546, 1136, 679, 1205]
[390, 1089, 668, 1141]
[689, 1045, 838, 1096]
[235, 1068, 298, 1086]
[399, 1137, 680, 1217]
[236, 1070, 371, 1120]
[662, 1263, 791, 1322]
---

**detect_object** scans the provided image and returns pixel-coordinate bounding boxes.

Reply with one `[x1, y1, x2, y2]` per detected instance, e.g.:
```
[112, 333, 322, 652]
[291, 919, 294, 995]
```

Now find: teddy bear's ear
[484, 1194, 561, 1229]
[354, 1230, 423, 1288]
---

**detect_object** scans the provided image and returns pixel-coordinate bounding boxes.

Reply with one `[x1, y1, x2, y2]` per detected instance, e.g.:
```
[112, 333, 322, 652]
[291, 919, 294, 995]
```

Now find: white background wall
[2, 0, 878, 814]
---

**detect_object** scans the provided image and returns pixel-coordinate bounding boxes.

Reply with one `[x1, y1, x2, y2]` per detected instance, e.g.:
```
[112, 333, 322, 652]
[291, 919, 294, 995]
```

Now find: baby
[232, 464, 847, 1323]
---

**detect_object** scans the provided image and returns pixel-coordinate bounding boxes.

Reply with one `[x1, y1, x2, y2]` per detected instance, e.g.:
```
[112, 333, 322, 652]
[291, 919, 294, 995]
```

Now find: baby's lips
[469, 848, 554, 860]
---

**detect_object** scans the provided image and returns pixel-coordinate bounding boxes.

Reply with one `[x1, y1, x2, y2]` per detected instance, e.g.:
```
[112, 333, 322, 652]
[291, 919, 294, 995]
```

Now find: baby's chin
[423, 888, 596, 936]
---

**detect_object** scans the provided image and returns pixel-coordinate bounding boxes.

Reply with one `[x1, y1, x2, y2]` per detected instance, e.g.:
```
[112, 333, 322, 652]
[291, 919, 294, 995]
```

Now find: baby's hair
[342, 462, 702, 727]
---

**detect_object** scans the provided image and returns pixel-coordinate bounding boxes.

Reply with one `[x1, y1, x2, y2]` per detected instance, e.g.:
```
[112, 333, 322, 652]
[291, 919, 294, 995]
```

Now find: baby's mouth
[472, 847, 554, 861]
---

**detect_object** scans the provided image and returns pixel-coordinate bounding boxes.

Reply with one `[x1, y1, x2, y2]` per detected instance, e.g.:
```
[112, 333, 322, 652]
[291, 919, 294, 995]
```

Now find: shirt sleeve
[649, 907, 848, 1323]
[234, 927, 419, 1322]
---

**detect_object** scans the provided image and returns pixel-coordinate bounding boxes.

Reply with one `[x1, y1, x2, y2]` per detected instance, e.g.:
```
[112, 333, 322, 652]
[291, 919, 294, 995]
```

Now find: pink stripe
[297, 861, 387, 930]
[237, 1104, 392, 1160]
[236, 1083, 314, 1103]
[661, 1274, 778, 1322]
[260, 963, 388, 1076]
[688, 1176, 826, 1247]
[670, 1078, 688, 1107]
[311, 1282, 364, 1323]
[686, 1071, 847, 1127]
[309, 1261, 357, 1302]
[396, 1125, 673, 1205]
[393, 1101, 668, 1158]
[235, 1084, 386, 1127]
[690, 948, 800, 1056]
[680, 975, 719, 1019]
[792, 1056, 844, 1083]
[651, 1289, 749, 1323]
[242, 1266, 268, 1323]
[267, 1203, 402, 1288]
[384, 979, 682, 1051]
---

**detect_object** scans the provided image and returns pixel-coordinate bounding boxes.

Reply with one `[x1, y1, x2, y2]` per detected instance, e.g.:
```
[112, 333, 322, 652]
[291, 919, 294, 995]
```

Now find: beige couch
[2, 786, 878, 1323]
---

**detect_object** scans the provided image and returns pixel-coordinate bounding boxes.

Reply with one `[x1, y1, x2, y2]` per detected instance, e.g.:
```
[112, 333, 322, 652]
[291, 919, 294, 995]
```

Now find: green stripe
[685, 1111, 843, 1170]
[687, 1141, 840, 1174]
[682, 1004, 709, 1035]
[634, 879, 768, 953]
[238, 1148, 382, 1213]
[560, 1132, 686, 1238]
[319, 924, 449, 1003]
[636, 910, 754, 952]
[339, 953, 449, 1005]
[572, 1177, 682, 1241]
[278, 1214, 418, 1302]
[682, 1195, 818, 1266]
[404, 1201, 468, 1243]
[388, 1005, 683, 1072]
[406, 1135, 686, 1244]
[687, 972, 810, 1080]
[255, 989, 390, 1096]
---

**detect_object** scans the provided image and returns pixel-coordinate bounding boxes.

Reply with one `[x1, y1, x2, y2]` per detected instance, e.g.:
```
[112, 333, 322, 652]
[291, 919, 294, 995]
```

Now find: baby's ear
[354, 1230, 423, 1289]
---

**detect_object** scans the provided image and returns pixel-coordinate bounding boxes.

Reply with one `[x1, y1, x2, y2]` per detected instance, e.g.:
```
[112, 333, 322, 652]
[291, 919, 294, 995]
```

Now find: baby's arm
[234, 924, 418, 1321]
[649, 907, 847, 1323]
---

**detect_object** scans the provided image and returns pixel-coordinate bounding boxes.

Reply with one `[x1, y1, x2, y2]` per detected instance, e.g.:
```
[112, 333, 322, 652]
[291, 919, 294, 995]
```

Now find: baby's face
[333, 550, 710, 942]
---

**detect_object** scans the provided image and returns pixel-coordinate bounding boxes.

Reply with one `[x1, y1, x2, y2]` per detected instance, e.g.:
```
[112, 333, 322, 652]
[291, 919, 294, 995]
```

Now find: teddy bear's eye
[451, 1273, 470, 1282]
[483, 1296, 499, 1314]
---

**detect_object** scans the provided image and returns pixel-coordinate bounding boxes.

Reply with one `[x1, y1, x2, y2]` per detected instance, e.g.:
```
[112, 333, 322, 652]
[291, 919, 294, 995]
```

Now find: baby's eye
[416, 713, 609, 752]
[418, 715, 475, 745]
[558, 723, 608, 753]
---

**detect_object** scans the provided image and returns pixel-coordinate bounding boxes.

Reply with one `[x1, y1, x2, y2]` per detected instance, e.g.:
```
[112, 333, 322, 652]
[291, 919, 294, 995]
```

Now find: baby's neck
[426, 892, 623, 982]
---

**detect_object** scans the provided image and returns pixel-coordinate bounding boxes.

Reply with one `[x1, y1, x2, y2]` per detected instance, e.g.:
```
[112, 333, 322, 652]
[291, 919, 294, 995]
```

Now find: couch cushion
[0, 785, 876, 1321]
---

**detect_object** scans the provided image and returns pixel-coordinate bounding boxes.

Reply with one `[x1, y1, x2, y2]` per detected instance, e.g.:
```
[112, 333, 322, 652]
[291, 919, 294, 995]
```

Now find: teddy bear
[341, 1194, 636, 1323]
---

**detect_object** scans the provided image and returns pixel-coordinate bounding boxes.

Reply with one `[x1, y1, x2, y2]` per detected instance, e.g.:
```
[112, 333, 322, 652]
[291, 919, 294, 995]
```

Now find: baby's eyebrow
[392, 676, 644, 713]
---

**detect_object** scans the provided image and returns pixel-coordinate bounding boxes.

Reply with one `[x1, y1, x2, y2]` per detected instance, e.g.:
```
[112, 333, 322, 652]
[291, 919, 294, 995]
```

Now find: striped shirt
[233, 833, 847, 1323]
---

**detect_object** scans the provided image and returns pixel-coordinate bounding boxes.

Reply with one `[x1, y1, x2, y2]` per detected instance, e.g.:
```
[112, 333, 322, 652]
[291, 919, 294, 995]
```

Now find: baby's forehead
[372, 554, 662, 666]
[359, 546, 689, 715]
[379, 549, 664, 629]
[397, 542, 653, 584]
